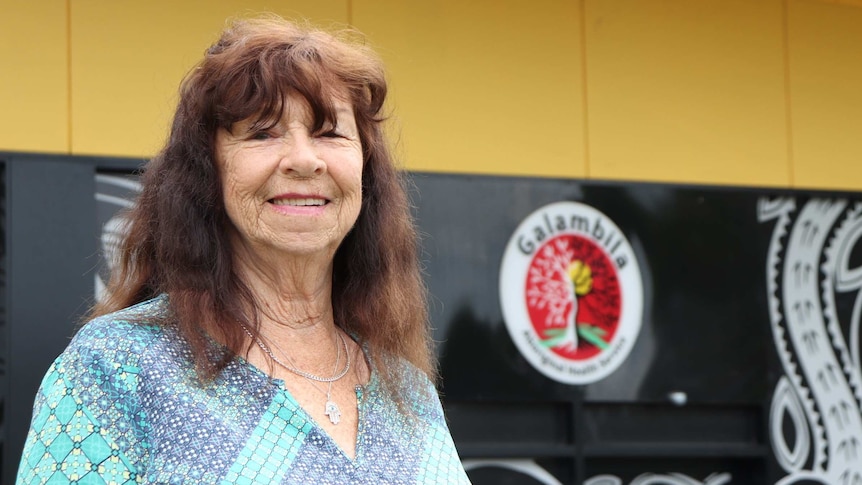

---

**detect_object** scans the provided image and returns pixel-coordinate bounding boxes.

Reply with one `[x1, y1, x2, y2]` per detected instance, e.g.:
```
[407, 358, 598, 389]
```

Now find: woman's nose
[279, 132, 326, 177]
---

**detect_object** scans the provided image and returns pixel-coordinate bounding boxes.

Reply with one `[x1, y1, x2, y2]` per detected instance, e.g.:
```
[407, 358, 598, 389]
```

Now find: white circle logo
[499, 201, 644, 384]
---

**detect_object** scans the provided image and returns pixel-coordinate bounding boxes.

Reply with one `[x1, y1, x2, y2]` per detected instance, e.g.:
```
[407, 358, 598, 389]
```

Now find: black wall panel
[0, 157, 860, 484]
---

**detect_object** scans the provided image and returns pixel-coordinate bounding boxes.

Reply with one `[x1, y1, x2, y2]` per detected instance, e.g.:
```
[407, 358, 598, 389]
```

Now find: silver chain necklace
[267, 329, 345, 425]
[240, 324, 350, 382]
[239, 323, 349, 425]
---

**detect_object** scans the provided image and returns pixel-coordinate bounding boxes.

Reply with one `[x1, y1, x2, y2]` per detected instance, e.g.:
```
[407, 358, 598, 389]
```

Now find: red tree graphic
[525, 234, 622, 360]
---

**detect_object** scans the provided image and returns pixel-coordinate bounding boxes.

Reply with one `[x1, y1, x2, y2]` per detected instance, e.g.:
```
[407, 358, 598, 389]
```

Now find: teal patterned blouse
[16, 297, 470, 484]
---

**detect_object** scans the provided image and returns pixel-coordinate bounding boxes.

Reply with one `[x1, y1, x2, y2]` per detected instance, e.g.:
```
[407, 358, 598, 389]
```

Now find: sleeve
[16, 325, 148, 484]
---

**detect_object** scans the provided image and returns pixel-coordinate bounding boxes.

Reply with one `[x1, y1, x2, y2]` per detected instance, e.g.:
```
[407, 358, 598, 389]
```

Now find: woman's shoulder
[65, 295, 174, 365]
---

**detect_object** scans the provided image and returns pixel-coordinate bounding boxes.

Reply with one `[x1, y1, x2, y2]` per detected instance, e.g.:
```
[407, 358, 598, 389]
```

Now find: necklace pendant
[324, 400, 341, 425]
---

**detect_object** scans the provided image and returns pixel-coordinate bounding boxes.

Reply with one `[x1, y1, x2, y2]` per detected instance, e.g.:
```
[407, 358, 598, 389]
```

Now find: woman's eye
[250, 131, 272, 141]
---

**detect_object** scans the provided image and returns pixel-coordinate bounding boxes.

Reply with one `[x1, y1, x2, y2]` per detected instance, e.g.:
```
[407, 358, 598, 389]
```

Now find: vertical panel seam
[782, 0, 796, 187]
[579, 0, 591, 179]
[66, 0, 72, 154]
[347, 0, 353, 26]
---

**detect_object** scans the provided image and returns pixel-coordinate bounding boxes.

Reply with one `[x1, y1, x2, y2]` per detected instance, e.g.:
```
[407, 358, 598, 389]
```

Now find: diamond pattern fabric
[16, 296, 470, 484]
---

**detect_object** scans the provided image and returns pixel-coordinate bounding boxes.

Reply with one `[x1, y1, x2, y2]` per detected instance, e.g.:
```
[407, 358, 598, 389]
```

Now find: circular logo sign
[499, 201, 643, 384]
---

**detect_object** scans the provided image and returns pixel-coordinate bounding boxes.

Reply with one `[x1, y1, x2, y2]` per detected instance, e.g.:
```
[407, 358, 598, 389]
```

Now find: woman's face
[215, 93, 363, 261]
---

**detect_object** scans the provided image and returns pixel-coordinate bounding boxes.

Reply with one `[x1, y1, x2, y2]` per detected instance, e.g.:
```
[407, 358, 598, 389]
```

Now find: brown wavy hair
[92, 16, 435, 394]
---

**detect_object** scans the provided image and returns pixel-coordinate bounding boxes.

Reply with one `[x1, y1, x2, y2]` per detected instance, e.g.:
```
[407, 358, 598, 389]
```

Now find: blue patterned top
[16, 296, 470, 484]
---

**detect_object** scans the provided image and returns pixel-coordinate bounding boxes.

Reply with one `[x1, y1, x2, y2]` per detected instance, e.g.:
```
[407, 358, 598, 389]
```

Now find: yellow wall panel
[70, 0, 347, 158]
[6, 0, 861, 189]
[585, 0, 790, 186]
[787, 0, 862, 190]
[0, 0, 68, 153]
[353, 0, 585, 178]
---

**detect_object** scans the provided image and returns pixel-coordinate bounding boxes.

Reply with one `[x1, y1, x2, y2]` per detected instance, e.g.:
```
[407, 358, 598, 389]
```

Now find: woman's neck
[232, 245, 339, 350]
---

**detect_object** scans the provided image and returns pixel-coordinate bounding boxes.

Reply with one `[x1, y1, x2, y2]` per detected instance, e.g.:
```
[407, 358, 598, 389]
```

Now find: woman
[17, 17, 470, 484]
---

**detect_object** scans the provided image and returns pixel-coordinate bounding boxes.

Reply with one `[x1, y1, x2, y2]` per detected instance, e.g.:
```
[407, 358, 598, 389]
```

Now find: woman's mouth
[270, 197, 328, 207]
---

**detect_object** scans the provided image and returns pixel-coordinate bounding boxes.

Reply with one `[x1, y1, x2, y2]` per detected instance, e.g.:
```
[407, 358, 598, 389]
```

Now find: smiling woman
[16, 16, 470, 485]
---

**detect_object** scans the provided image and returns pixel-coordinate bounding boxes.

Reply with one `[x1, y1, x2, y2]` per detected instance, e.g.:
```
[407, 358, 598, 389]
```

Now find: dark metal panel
[3, 156, 97, 483]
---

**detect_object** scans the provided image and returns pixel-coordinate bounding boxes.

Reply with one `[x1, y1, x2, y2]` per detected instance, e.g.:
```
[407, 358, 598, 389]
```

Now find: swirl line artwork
[462, 459, 729, 485]
[759, 197, 862, 485]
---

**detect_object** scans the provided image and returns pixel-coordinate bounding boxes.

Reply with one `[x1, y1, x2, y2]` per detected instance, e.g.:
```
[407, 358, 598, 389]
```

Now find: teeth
[272, 198, 325, 207]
